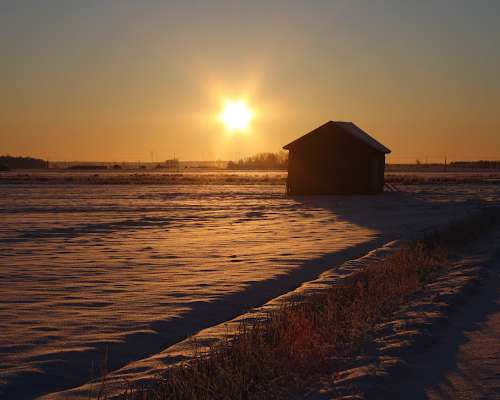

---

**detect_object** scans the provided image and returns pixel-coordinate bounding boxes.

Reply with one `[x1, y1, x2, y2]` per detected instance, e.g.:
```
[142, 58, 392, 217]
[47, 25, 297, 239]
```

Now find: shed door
[370, 157, 379, 193]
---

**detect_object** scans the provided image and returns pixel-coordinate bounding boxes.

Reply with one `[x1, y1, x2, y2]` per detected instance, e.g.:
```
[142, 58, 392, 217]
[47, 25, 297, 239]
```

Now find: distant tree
[0, 155, 48, 169]
[226, 152, 288, 170]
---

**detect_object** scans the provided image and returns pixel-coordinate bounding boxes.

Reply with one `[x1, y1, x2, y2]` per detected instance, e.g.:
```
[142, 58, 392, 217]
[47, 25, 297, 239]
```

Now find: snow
[0, 176, 499, 398]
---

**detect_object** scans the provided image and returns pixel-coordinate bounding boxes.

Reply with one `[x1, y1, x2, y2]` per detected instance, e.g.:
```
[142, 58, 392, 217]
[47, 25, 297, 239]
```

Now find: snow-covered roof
[283, 121, 391, 154]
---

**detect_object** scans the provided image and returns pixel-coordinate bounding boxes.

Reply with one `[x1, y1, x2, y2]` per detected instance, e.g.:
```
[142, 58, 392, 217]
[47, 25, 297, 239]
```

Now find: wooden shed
[283, 121, 391, 195]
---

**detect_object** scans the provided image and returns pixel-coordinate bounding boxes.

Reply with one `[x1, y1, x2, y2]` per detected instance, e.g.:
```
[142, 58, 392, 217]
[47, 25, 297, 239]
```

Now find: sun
[219, 100, 254, 133]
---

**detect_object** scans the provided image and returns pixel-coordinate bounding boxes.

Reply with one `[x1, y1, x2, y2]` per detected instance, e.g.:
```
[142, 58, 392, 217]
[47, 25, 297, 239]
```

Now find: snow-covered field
[1, 175, 499, 398]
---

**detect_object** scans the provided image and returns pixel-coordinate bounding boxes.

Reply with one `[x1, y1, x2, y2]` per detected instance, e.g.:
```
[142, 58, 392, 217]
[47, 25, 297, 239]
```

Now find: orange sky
[1, 1, 499, 163]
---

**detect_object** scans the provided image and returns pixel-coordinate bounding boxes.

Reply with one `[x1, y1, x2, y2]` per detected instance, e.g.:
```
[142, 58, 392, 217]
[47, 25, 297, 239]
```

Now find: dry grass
[386, 173, 500, 185]
[0, 172, 287, 186]
[106, 208, 499, 400]
[4, 171, 499, 186]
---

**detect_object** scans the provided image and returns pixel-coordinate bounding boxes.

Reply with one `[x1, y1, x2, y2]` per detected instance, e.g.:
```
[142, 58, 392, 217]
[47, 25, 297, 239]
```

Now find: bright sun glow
[219, 100, 254, 132]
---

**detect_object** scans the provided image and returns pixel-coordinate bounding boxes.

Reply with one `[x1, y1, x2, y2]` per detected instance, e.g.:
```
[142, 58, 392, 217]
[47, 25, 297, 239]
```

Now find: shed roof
[283, 121, 391, 154]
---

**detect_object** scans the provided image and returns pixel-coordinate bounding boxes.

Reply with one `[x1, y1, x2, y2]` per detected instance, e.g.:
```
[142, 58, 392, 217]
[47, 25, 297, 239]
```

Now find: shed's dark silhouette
[283, 121, 391, 195]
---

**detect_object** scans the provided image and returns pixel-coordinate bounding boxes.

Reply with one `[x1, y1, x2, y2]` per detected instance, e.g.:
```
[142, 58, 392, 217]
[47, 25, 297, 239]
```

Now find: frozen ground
[1, 176, 499, 398]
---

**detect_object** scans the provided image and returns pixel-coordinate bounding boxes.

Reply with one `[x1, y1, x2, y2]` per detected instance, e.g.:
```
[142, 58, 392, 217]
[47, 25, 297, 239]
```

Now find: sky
[1, 0, 499, 163]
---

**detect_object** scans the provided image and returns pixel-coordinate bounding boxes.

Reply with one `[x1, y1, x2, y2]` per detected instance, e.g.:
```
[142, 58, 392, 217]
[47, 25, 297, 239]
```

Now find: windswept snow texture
[1, 180, 499, 398]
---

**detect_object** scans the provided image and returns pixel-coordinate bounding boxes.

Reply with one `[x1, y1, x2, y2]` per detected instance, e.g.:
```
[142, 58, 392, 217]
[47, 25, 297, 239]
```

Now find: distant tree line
[67, 164, 108, 170]
[449, 160, 500, 169]
[0, 155, 48, 170]
[227, 152, 288, 170]
[387, 160, 500, 172]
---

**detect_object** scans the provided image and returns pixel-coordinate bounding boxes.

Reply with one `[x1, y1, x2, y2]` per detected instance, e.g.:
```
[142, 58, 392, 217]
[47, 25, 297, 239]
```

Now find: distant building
[164, 158, 180, 169]
[283, 121, 391, 195]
